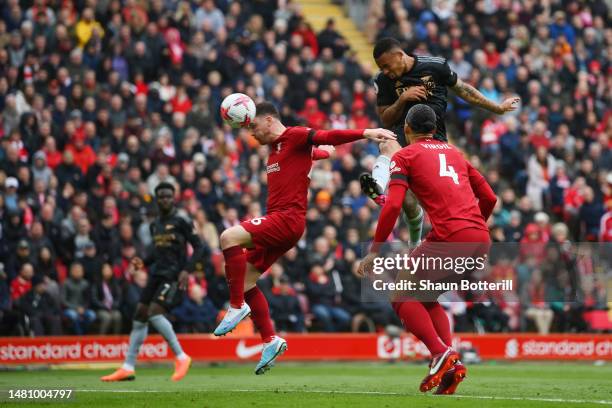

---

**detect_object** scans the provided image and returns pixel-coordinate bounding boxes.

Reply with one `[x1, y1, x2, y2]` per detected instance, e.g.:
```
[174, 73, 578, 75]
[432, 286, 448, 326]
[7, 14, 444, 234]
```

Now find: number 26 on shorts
[438, 154, 459, 185]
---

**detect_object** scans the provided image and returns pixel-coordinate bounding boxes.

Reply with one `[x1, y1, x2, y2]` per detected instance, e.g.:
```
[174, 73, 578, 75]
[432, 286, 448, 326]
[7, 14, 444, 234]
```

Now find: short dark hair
[255, 102, 280, 118]
[373, 37, 402, 60]
[155, 182, 175, 196]
[405, 104, 437, 134]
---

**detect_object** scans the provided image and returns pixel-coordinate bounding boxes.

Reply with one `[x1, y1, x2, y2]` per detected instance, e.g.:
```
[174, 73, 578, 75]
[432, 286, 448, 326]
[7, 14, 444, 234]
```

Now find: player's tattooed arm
[377, 103, 405, 128]
[451, 79, 520, 114]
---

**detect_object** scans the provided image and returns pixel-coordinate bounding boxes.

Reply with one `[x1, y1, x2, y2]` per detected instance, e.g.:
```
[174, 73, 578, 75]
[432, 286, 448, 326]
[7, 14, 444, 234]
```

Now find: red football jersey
[389, 138, 489, 240]
[265, 126, 315, 214]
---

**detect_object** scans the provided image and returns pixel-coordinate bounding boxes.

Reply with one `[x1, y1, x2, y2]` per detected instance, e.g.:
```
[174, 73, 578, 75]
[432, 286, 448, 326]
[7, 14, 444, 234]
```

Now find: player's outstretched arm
[451, 79, 520, 114]
[310, 128, 396, 146]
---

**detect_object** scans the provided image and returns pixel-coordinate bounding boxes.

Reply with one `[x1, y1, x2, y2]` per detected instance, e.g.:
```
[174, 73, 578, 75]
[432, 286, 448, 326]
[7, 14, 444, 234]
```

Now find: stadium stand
[0, 0, 610, 337]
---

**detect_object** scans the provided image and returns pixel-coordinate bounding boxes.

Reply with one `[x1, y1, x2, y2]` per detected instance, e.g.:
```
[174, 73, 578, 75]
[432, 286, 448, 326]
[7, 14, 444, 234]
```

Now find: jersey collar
[414, 136, 437, 144]
[404, 54, 419, 76]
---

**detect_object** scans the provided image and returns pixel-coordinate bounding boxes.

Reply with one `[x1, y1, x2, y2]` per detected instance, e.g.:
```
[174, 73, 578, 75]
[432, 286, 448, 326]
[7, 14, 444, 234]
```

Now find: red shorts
[241, 211, 306, 273]
[412, 227, 492, 266]
[395, 227, 492, 300]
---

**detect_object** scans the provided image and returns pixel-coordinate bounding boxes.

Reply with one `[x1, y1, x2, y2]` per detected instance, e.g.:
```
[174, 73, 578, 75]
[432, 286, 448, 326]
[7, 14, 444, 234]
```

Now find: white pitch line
[77, 389, 612, 405]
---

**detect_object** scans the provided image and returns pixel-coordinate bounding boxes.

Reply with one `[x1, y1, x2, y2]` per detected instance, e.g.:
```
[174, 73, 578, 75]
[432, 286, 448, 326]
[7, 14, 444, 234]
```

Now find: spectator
[78, 240, 103, 282]
[6, 239, 33, 282]
[91, 263, 122, 335]
[61, 262, 95, 335]
[74, 7, 104, 48]
[317, 19, 348, 58]
[306, 263, 351, 332]
[194, 0, 225, 33]
[172, 284, 217, 333]
[526, 146, 556, 211]
[0, 263, 21, 335]
[4, 177, 19, 212]
[10, 263, 34, 302]
[299, 98, 327, 129]
[34, 245, 60, 302]
[579, 187, 605, 241]
[267, 274, 305, 332]
[31, 151, 52, 188]
[18, 274, 62, 336]
[522, 269, 554, 334]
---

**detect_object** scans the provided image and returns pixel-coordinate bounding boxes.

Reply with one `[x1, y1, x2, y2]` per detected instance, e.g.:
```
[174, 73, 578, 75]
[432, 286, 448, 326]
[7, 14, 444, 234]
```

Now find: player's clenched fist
[400, 85, 428, 102]
[363, 128, 397, 143]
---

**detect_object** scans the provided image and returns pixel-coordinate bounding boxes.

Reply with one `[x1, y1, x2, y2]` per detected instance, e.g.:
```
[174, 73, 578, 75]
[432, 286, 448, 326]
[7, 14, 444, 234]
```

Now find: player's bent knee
[220, 226, 252, 249]
[220, 227, 242, 248]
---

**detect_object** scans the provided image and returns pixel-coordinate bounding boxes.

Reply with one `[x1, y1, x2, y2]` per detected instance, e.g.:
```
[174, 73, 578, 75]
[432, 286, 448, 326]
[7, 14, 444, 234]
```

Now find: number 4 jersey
[389, 138, 493, 240]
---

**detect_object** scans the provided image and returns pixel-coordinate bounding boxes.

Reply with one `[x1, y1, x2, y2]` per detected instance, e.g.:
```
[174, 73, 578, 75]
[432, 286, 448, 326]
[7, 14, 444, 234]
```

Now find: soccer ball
[220, 93, 256, 128]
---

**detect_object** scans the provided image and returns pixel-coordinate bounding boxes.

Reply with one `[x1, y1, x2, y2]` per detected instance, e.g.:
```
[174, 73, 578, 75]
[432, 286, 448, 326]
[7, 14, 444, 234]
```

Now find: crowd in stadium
[0, 0, 610, 337]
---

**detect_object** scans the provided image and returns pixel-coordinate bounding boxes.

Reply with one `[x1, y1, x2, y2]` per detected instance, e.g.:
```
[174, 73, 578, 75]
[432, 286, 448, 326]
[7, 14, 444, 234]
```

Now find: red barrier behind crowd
[1, 334, 611, 365]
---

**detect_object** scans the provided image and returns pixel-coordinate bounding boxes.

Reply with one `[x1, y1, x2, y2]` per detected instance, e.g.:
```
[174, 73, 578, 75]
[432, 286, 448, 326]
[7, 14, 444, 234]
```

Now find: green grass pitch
[1, 362, 611, 407]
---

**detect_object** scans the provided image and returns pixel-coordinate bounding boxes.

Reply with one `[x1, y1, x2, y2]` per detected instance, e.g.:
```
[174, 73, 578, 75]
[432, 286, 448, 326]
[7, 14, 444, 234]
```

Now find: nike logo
[236, 340, 263, 359]
[429, 348, 450, 375]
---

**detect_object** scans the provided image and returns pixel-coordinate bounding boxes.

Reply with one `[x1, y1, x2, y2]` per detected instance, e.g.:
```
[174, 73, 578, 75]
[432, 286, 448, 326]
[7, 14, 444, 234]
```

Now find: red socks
[245, 287, 275, 343]
[223, 246, 275, 343]
[422, 301, 452, 347]
[223, 246, 247, 308]
[392, 301, 448, 355]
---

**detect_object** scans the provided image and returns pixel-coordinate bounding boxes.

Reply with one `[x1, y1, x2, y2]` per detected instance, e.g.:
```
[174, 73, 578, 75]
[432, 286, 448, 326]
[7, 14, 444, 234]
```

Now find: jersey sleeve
[436, 59, 458, 87]
[388, 151, 411, 189]
[372, 183, 407, 247]
[287, 127, 315, 150]
[312, 147, 330, 161]
[374, 73, 397, 107]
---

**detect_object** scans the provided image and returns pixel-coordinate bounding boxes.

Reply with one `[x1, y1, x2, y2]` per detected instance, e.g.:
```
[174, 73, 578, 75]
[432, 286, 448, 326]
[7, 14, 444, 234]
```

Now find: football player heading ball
[214, 101, 396, 374]
[361, 37, 520, 248]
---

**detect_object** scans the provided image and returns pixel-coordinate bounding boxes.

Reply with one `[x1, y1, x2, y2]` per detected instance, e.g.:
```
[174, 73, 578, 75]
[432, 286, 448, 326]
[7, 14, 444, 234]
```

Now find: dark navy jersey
[374, 55, 458, 144]
[144, 210, 204, 279]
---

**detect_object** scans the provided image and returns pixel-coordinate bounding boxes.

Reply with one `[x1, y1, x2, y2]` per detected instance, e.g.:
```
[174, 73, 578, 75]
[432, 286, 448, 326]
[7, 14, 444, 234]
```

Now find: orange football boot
[171, 356, 192, 381]
[419, 348, 460, 392]
[100, 368, 135, 382]
[434, 361, 467, 395]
